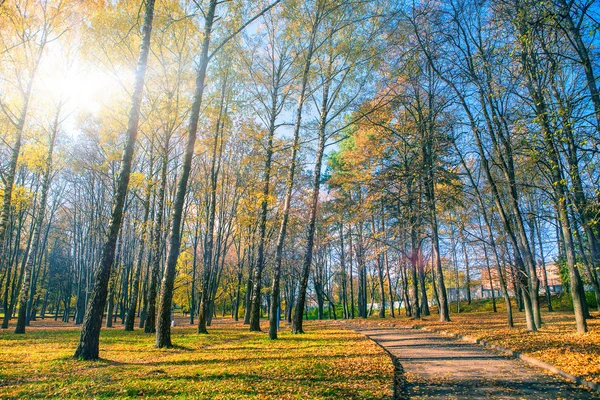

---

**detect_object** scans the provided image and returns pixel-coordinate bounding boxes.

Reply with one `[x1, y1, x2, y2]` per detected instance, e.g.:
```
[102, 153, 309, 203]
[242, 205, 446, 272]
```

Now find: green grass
[447, 291, 598, 314]
[0, 319, 392, 399]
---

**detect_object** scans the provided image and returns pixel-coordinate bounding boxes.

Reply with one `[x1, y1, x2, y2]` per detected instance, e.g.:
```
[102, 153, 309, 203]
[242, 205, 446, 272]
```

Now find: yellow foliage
[176, 249, 193, 271]
[173, 273, 192, 309]
[128, 172, 147, 191]
[10, 186, 33, 212]
[20, 142, 48, 172]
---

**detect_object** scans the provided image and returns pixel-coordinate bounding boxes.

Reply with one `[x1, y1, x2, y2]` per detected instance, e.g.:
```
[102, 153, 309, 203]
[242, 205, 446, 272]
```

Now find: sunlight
[2, 0, 599, 397]
[46, 70, 103, 113]
[35, 42, 130, 117]
[39, 68, 117, 114]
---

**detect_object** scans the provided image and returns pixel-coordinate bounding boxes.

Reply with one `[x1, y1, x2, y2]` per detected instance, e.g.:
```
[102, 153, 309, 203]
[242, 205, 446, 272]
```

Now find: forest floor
[0, 318, 392, 399]
[2, 298, 599, 398]
[349, 296, 600, 387]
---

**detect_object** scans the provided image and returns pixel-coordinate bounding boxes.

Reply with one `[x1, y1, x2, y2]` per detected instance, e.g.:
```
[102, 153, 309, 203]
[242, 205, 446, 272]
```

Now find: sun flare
[35, 43, 130, 117]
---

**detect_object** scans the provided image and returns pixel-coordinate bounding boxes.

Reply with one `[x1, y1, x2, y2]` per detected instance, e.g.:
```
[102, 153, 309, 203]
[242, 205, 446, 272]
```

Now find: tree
[155, 0, 282, 347]
[73, 0, 156, 360]
[246, 8, 295, 332]
[0, 0, 65, 268]
[14, 104, 62, 333]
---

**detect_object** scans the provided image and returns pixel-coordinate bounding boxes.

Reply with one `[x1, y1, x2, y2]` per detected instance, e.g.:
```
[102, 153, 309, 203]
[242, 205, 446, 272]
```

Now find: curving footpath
[355, 327, 597, 399]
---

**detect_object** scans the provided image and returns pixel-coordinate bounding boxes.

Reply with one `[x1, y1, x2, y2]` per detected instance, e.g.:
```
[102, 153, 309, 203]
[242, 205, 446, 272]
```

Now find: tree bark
[198, 70, 229, 334]
[73, 0, 155, 359]
[516, 8, 587, 332]
[268, 13, 318, 338]
[125, 155, 153, 331]
[292, 75, 331, 334]
[156, 0, 217, 348]
[14, 109, 59, 333]
[249, 72, 281, 332]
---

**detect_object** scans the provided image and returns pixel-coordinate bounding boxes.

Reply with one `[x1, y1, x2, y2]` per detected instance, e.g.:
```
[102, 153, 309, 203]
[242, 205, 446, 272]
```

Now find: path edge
[351, 327, 408, 400]
[411, 324, 600, 394]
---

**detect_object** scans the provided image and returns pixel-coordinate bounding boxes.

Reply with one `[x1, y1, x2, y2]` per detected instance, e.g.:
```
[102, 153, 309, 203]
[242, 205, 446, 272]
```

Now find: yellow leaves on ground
[0, 319, 393, 399]
[354, 308, 600, 384]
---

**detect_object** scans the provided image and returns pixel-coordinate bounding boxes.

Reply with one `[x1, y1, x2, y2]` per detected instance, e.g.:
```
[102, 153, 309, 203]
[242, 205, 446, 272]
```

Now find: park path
[355, 326, 596, 399]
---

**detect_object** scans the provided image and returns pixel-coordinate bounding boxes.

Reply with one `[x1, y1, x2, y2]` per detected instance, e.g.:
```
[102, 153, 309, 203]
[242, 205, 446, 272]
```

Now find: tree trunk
[517, 13, 587, 332]
[125, 160, 152, 331]
[73, 0, 155, 360]
[144, 138, 169, 333]
[483, 243, 497, 313]
[2, 215, 31, 329]
[454, 139, 513, 327]
[243, 252, 254, 325]
[198, 71, 229, 334]
[105, 283, 114, 328]
[339, 223, 349, 319]
[348, 226, 355, 319]
[461, 239, 472, 305]
[155, 0, 216, 348]
[189, 216, 200, 325]
[292, 75, 330, 334]
[418, 257, 429, 316]
[372, 216, 386, 318]
[249, 83, 278, 333]
[381, 213, 395, 318]
[409, 226, 420, 319]
[14, 112, 58, 333]
[268, 14, 318, 337]
[424, 146, 450, 322]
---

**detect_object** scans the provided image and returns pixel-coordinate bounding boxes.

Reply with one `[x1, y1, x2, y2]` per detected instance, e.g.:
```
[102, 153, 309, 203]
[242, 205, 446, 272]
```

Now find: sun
[35, 40, 130, 117]
[39, 67, 115, 114]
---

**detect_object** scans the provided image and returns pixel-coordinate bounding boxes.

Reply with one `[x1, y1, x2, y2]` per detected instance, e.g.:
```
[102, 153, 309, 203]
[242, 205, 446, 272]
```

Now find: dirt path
[356, 327, 596, 399]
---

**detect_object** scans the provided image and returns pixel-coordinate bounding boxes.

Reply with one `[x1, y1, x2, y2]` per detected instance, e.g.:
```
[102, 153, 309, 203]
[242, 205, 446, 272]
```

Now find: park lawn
[351, 296, 600, 385]
[0, 319, 392, 399]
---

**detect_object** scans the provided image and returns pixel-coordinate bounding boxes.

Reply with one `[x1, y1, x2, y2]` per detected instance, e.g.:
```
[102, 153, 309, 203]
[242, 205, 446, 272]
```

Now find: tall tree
[155, 0, 282, 346]
[14, 105, 61, 333]
[247, 9, 294, 332]
[74, 0, 156, 360]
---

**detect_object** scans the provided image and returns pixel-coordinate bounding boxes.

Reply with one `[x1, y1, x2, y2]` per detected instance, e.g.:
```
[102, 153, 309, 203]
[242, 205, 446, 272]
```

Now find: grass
[449, 291, 598, 314]
[0, 318, 393, 399]
[351, 294, 600, 385]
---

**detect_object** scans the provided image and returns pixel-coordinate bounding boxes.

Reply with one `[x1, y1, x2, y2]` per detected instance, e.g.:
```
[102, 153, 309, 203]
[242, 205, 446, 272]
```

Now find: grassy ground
[0, 318, 392, 399]
[350, 294, 600, 385]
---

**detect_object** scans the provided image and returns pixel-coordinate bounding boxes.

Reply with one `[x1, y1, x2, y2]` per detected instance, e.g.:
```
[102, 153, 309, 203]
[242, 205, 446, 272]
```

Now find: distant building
[479, 263, 564, 298]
